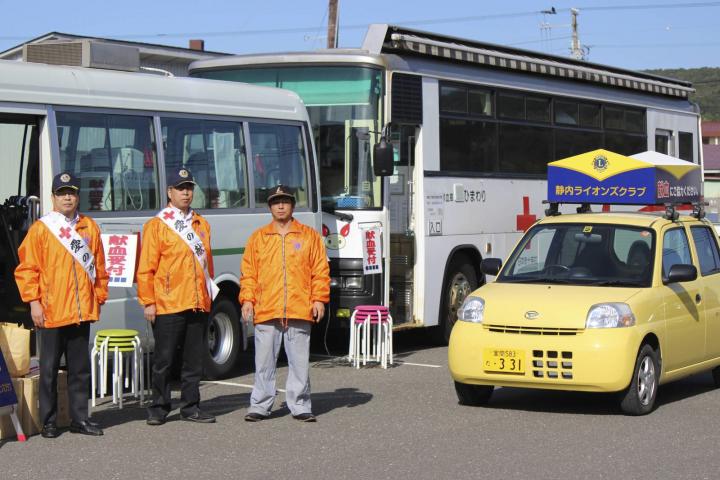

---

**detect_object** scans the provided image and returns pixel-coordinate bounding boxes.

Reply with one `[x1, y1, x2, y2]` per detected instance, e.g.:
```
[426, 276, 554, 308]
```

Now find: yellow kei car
[449, 209, 720, 415]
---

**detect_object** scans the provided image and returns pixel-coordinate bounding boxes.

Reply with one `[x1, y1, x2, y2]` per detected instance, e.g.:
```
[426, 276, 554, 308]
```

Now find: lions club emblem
[60, 173, 71, 183]
[179, 169, 189, 178]
[592, 155, 608, 172]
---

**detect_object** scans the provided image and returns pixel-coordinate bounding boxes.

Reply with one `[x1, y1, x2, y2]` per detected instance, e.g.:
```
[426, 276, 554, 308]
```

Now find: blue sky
[1, 0, 719, 70]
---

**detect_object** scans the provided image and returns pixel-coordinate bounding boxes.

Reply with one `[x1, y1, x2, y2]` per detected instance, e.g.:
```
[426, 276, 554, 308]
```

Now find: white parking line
[202, 380, 286, 393]
[310, 353, 443, 369]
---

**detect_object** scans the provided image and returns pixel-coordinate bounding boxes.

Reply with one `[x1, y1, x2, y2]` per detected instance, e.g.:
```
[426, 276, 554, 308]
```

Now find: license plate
[483, 348, 525, 374]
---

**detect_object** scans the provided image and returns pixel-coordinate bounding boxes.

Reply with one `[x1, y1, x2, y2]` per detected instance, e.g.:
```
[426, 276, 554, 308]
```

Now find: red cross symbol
[59, 227, 71, 239]
[516, 196, 536, 232]
[163, 211, 175, 220]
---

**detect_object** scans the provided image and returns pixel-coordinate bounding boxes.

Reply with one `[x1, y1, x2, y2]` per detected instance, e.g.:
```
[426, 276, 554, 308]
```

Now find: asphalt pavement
[1, 330, 720, 480]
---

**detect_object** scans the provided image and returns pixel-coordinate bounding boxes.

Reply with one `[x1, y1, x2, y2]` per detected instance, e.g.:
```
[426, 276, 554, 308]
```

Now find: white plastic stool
[348, 305, 393, 369]
[91, 329, 147, 408]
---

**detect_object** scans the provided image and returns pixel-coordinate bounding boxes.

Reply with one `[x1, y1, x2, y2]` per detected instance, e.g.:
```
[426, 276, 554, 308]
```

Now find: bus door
[345, 120, 378, 205]
[389, 125, 417, 325]
[0, 113, 41, 327]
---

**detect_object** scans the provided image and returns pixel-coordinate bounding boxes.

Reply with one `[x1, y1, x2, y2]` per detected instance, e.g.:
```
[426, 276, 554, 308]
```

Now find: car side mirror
[373, 138, 394, 177]
[481, 258, 503, 276]
[666, 264, 697, 283]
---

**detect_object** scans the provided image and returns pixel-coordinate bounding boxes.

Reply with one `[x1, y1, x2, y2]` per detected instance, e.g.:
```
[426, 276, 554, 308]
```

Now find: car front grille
[484, 324, 582, 336]
[531, 350, 574, 380]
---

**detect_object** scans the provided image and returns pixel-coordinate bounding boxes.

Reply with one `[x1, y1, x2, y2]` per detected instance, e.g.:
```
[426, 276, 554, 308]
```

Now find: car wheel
[205, 297, 241, 379]
[436, 255, 478, 344]
[619, 344, 659, 415]
[454, 381, 493, 406]
[712, 366, 720, 388]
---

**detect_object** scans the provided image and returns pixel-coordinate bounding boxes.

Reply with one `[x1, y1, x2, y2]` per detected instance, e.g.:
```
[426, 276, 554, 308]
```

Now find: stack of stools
[348, 305, 393, 369]
[91, 329, 147, 409]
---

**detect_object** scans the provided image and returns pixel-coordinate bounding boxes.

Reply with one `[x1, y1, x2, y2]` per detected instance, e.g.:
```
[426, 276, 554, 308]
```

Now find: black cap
[267, 184, 296, 204]
[52, 171, 80, 193]
[167, 167, 197, 188]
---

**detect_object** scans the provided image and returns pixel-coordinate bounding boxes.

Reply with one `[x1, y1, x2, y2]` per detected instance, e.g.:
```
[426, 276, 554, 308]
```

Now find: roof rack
[543, 200, 708, 221]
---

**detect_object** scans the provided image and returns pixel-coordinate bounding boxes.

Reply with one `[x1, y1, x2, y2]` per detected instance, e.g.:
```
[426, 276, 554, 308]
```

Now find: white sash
[157, 207, 219, 300]
[40, 211, 96, 283]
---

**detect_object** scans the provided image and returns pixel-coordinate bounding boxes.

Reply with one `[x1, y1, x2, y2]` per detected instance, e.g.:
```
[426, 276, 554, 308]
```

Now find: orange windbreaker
[136, 211, 214, 314]
[239, 218, 330, 324]
[15, 215, 109, 328]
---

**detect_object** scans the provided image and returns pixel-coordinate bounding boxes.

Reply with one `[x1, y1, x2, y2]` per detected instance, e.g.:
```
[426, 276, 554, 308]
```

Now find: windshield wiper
[321, 206, 354, 223]
[586, 279, 646, 287]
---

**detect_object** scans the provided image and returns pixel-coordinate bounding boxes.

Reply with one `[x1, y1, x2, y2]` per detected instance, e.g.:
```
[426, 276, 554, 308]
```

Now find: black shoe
[292, 413, 317, 422]
[146, 415, 166, 426]
[181, 411, 216, 424]
[70, 420, 104, 436]
[244, 412, 265, 422]
[41, 423, 60, 438]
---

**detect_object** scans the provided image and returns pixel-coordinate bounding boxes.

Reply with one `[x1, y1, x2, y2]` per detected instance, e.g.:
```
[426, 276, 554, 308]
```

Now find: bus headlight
[586, 303, 635, 328]
[344, 276, 364, 290]
[458, 296, 485, 323]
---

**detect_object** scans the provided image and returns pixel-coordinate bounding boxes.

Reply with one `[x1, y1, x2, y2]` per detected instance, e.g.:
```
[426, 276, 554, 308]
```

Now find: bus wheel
[205, 297, 241, 379]
[454, 382, 493, 406]
[437, 256, 478, 344]
[619, 344, 659, 415]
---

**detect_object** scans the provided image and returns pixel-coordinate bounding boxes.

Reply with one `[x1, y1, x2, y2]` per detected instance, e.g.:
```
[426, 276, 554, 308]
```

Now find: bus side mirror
[373, 139, 394, 177]
[481, 258, 503, 276]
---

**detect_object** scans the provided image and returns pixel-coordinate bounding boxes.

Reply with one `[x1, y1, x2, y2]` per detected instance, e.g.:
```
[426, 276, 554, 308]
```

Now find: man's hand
[312, 301, 325, 323]
[144, 304, 157, 324]
[241, 302, 254, 324]
[30, 300, 45, 328]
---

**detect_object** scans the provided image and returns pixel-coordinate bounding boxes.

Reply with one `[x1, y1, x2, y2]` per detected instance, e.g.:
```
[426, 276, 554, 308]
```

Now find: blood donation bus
[189, 24, 702, 345]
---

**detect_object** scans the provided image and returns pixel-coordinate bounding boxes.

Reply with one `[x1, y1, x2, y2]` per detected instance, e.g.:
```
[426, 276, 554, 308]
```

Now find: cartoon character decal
[323, 222, 350, 250]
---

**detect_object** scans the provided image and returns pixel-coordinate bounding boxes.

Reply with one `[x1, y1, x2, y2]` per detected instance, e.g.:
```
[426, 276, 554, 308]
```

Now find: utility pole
[570, 8, 585, 60]
[327, 0, 339, 49]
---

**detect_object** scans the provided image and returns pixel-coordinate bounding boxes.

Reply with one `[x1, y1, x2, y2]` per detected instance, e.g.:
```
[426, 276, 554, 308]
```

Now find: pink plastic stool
[348, 305, 393, 368]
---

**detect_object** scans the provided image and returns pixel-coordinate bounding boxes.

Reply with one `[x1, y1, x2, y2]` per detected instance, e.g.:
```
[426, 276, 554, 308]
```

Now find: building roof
[0, 31, 229, 62]
[702, 121, 720, 138]
[703, 144, 720, 171]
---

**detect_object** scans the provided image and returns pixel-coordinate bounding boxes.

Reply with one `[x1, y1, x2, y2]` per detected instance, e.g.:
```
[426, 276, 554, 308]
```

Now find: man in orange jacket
[240, 185, 330, 422]
[15, 172, 109, 438]
[137, 168, 218, 426]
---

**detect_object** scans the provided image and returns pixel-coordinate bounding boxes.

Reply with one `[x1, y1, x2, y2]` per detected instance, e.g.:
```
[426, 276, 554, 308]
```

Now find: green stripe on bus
[213, 247, 245, 256]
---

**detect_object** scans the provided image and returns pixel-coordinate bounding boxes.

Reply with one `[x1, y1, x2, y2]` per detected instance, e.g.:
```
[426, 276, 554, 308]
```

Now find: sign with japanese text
[547, 149, 701, 205]
[101, 234, 138, 288]
[0, 350, 18, 408]
[361, 227, 383, 275]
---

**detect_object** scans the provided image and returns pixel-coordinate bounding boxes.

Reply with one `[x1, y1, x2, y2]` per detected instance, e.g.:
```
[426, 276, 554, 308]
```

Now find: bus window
[56, 112, 159, 212]
[249, 123, 309, 208]
[162, 117, 248, 210]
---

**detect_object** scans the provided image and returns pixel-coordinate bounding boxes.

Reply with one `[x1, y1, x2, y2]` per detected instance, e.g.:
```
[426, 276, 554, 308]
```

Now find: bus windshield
[194, 66, 384, 209]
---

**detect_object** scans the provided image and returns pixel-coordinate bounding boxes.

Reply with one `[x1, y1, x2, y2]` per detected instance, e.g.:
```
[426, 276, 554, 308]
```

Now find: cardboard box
[20, 371, 70, 436]
[0, 378, 24, 440]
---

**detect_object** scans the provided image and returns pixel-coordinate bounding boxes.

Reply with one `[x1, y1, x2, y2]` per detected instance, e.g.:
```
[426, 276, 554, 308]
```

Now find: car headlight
[458, 296, 485, 323]
[586, 303, 635, 328]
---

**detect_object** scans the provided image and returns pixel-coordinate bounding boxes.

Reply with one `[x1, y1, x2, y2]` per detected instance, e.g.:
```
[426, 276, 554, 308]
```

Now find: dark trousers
[149, 310, 207, 418]
[39, 322, 91, 426]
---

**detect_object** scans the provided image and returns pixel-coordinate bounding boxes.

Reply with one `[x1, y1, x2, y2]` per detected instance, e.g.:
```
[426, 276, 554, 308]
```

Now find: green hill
[644, 68, 720, 120]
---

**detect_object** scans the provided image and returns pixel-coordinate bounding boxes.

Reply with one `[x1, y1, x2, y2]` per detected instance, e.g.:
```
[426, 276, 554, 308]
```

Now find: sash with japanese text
[40, 211, 96, 283]
[157, 207, 219, 300]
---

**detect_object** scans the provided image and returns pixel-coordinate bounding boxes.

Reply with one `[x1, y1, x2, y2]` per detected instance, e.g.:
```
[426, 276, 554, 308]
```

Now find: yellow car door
[689, 225, 720, 361]
[661, 225, 706, 371]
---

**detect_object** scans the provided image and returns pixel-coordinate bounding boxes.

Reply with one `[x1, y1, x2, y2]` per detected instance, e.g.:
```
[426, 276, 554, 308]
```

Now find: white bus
[0, 59, 320, 377]
[189, 24, 702, 343]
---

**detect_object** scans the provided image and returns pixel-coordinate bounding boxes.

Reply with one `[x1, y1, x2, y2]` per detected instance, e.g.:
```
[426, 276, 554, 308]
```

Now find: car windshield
[498, 223, 655, 287]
